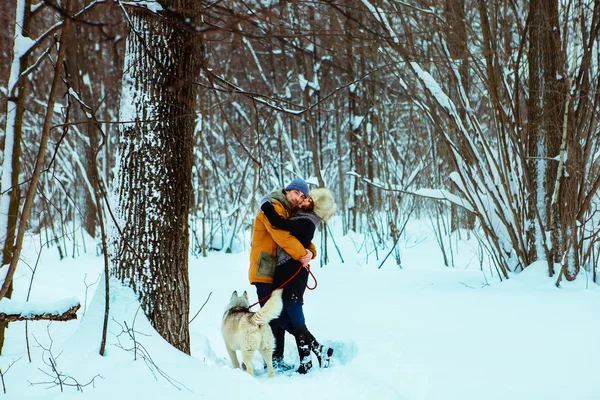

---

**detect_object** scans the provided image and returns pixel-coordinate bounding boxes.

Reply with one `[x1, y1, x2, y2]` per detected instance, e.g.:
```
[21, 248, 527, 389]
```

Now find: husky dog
[221, 289, 283, 377]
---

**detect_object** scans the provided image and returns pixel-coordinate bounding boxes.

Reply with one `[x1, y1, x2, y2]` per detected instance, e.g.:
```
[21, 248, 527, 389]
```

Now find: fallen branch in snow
[0, 298, 80, 322]
[0, 357, 21, 394]
[114, 309, 193, 394]
[29, 327, 101, 392]
[0, 304, 80, 322]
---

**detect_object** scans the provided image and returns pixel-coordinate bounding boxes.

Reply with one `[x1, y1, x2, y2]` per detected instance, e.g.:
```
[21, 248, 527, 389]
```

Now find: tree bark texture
[445, 0, 475, 232]
[0, 0, 70, 302]
[64, 0, 98, 238]
[0, 304, 80, 322]
[110, 2, 203, 355]
[0, 0, 32, 355]
[526, 0, 565, 267]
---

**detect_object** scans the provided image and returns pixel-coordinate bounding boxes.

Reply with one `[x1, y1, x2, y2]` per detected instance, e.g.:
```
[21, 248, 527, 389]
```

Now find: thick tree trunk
[110, 1, 202, 354]
[526, 0, 565, 272]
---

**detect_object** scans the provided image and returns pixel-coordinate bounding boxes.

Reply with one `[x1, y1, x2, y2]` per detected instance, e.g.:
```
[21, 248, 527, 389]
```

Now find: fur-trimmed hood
[310, 188, 337, 222]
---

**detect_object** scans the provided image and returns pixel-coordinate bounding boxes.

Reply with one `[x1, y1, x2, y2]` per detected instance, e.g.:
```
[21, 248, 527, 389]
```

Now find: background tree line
[1, 0, 598, 352]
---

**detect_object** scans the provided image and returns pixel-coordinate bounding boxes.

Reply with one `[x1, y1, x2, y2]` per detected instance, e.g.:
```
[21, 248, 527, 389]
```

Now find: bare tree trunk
[110, 1, 203, 354]
[446, 0, 475, 233]
[0, 0, 32, 355]
[63, 0, 97, 239]
[306, 6, 325, 188]
[0, 5, 70, 301]
[335, 110, 347, 235]
[526, 0, 565, 274]
[346, 33, 361, 232]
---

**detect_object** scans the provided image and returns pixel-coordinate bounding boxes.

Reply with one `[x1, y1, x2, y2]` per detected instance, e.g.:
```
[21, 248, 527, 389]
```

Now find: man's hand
[299, 249, 313, 267]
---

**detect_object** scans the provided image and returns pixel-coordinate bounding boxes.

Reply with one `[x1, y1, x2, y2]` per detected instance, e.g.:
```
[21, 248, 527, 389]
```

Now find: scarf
[276, 211, 321, 266]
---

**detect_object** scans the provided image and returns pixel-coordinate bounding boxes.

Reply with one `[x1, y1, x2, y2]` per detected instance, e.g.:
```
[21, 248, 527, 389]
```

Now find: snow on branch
[0, 298, 80, 322]
[347, 171, 474, 212]
[411, 188, 474, 212]
[360, 0, 400, 45]
[13, 34, 36, 60]
[120, 0, 163, 13]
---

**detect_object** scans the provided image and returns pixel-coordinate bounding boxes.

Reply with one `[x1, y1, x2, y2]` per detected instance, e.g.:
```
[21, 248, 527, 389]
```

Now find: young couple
[247, 178, 336, 374]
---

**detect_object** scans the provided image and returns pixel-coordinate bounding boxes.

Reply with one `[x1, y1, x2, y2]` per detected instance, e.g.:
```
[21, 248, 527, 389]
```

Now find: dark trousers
[254, 282, 274, 307]
[253, 283, 306, 333]
[282, 301, 306, 328]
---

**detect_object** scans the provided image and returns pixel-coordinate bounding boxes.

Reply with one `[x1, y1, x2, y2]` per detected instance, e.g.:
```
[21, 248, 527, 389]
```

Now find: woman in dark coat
[260, 188, 337, 374]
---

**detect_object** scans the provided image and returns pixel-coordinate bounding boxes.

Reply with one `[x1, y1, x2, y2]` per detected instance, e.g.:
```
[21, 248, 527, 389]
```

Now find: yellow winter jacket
[248, 192, 317, 285]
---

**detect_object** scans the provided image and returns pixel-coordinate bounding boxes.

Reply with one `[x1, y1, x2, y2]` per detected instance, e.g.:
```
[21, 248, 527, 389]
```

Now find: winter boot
[272, 325, 294, 372]
[294, 325, 313, 374]
[307, 329, 334, 368]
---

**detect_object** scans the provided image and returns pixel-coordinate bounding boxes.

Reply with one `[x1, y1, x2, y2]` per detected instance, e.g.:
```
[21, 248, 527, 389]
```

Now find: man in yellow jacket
[248, 178, 316, 371]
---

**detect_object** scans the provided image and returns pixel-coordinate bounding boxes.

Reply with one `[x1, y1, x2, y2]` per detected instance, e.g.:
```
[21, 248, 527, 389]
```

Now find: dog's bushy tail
[252, 289, 283, 326]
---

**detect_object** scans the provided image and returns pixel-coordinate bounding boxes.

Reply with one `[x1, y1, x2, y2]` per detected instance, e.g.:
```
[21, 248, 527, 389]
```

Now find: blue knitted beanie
[285, 178, 309, 197]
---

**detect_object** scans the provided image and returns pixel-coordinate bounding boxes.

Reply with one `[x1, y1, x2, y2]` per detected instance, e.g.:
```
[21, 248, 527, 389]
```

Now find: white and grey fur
[221, 289, 283, 377]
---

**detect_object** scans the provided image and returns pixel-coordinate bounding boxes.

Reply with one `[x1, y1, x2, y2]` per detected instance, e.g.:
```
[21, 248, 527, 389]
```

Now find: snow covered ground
[1, 219, 599, 399]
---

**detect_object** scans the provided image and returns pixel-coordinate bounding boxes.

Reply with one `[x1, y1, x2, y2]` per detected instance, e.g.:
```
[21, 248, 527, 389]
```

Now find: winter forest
[1, 0, 600, 397]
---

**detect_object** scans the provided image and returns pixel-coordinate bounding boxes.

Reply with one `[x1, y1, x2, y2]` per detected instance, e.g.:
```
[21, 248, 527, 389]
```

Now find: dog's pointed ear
[242, 291, 248, 301]
[231, 290, 238, 300]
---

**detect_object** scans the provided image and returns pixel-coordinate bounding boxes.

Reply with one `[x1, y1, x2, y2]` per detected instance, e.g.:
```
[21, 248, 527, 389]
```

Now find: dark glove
[261, 201, 275, 213]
